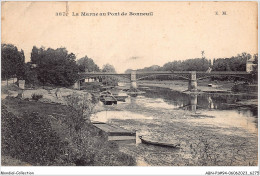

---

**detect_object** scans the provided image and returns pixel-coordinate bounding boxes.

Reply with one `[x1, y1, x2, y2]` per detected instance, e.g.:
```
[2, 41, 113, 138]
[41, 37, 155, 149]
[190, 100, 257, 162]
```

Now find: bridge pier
[189, 94, 198, 112]
[130, 70, 137, 89]
[188, 71, 197, 91]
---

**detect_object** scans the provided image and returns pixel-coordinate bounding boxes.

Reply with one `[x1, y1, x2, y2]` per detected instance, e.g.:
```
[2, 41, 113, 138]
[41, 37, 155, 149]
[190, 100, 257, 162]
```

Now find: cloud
[128, 56, 142, 60]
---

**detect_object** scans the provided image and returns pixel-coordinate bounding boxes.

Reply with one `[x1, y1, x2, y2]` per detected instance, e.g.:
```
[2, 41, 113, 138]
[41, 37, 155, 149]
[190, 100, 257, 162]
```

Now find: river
[91, 83, 258, 166]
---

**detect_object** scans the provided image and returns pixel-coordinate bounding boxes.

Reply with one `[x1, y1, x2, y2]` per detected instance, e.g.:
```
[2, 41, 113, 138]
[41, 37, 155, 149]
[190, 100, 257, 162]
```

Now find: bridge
[75, 71, 252, 91]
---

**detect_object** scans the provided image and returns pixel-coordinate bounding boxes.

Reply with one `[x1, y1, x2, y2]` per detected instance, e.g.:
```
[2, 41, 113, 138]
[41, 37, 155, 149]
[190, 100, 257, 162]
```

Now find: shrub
[31, 94, 43, 101]
[1, 106, 64, 165]
[2, 96, 136, 166]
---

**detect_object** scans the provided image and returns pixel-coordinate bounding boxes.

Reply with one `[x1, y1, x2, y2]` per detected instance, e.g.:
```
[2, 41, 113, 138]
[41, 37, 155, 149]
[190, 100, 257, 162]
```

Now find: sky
[2, 1, 258, 73]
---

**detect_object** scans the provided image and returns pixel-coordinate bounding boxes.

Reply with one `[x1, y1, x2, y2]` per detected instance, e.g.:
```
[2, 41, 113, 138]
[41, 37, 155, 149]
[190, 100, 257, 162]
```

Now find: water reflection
[137, 86, 258, 133]
[140, 86, 257, 115]
[190, 110, 258, 134]
[96, 83, 258, 166]
[184, 94, 197, 112]
[94, 84, 257, 134]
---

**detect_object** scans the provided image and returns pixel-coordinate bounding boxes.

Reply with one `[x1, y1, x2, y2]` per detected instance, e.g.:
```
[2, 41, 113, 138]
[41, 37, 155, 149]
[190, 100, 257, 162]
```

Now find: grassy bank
[1, 97, 136, 166]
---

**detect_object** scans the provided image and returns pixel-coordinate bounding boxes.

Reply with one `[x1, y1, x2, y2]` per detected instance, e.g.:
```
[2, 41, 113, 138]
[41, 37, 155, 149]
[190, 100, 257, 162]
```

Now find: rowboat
[139, 136, 180, 148]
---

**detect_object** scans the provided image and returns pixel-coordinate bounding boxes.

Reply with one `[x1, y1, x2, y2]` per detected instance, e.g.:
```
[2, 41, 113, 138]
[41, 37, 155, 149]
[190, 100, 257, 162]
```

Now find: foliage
[64, 93, 95, 120]
[2, 97, 136, 166]
[126, 53, 254, 73]
[1, 44, 25, 80]
[30, 46, 79, 87]
[31, 94, 43, 101]
[212, 53, 249, 71]
[125, 52, 257, 81]
[62, 93, 135, 166]
[1, 105, 64, 165]
[102, 63, 116, 73]
[23, 63, 39, 86]
[101, 63, 118, 86]
[124, 69, 134, 74]
[101, 77, 118, 86]
[77, 56, 100, 72]
[137, 65, 161, 72]
[251, 54, 258, 81]
[155, 58, 210, 72]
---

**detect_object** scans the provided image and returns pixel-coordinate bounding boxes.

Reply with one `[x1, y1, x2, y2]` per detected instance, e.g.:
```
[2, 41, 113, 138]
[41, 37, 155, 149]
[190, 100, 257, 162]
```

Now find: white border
[0, 0, 259, 175]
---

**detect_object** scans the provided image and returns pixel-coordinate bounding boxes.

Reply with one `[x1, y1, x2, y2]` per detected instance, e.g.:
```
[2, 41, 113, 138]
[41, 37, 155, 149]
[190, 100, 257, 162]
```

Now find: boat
[99, 91, 117, 105]
[139, 136, 180, 148]
[113, 95, 128, 102]
[113, 93, 128, 102]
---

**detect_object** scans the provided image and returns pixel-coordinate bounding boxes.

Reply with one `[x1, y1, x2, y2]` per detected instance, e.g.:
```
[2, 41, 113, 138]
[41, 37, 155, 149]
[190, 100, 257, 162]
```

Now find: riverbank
[1, 84, 135, 166]
[138, 80, 244, 93]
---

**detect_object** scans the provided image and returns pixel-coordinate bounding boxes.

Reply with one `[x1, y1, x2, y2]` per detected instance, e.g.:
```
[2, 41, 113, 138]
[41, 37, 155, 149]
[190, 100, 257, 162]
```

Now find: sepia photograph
[1, 1, 259, 175]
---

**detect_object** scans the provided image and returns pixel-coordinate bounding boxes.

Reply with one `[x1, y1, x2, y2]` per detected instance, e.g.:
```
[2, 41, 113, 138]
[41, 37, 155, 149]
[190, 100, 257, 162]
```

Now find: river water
[91, 83, 258, 166]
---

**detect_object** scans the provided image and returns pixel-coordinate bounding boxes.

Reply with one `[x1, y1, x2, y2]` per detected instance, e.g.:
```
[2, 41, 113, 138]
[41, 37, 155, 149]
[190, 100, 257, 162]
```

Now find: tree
[101, 64, 117, 86]
[30, 46, 79, 87]
[137, 65, 161, 72]
[124, 69, 134, 74]
[77, 56, 100, 72]
[102, 64, 116, 73]
[212, 53, 249, 72]
[24, 63, 39, 86]
[161, 58, 210, 72]
[252, 54, 258, 81]
[1, 44, 25, 81]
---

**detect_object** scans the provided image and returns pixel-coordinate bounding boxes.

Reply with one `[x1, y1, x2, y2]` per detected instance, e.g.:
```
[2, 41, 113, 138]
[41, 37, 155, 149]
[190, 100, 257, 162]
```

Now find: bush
[1, 106, 64, 165]
[31, 94, 43, 101]
[2, 97, 136, 166]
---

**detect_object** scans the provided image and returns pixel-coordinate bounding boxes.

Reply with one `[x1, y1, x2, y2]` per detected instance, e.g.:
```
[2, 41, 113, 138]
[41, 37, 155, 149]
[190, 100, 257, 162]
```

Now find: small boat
[113, 95, 128, 102]
[100, 90, 112, 96]
[99, 91, 117, 105]
[139, 136, 180, 148]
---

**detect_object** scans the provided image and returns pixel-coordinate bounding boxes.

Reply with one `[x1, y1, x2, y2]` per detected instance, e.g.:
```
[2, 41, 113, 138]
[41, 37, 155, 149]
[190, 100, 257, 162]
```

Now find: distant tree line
[1, 44, 118, 87]
[125, 52, 258, 81]
[2, 44, 257, 87]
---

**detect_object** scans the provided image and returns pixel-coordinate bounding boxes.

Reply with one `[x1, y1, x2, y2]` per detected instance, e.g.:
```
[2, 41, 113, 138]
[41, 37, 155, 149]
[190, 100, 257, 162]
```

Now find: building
[246, 58, 257, 73]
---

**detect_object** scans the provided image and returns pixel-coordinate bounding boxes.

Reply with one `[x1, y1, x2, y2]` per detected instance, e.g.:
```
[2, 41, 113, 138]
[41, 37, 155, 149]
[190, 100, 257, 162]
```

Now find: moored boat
[139, 136, 180, 148]
[100, 91, 117, 105]
[113, 95, 128, 102]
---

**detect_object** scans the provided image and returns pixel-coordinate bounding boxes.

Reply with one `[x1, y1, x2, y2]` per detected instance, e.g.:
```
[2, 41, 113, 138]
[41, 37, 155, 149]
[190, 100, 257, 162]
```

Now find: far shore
[137, 80, 257, 94]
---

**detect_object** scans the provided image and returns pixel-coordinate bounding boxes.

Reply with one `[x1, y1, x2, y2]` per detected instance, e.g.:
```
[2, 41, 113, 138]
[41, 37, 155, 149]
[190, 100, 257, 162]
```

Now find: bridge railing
[78, 71, 251, 76]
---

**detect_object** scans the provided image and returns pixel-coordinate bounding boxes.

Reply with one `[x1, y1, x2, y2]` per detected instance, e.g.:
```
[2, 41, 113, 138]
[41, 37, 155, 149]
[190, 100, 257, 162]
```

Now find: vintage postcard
[1, 1, 258, 175]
